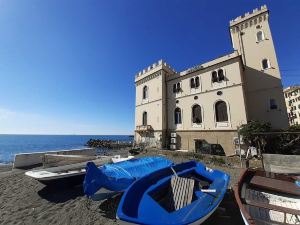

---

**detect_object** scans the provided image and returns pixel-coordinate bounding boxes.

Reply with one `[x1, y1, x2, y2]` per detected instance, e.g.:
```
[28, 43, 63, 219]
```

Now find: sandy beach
[0, 151, 261, 225]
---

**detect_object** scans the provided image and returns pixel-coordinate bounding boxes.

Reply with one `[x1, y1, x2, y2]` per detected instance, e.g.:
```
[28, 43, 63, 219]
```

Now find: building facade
[284, 86, 300, 125]
[134, 5, 289, 155]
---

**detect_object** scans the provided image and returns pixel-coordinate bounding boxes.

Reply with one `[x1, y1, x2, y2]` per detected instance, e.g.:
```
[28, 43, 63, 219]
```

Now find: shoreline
[0, 150, 261, 225]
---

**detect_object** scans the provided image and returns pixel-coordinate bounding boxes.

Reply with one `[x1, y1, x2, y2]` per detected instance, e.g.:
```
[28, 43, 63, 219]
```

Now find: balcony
[136, 125, 153, 133]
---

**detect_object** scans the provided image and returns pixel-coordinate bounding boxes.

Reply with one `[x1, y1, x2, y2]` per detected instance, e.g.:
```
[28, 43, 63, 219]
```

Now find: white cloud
[0, 107, 131, 135]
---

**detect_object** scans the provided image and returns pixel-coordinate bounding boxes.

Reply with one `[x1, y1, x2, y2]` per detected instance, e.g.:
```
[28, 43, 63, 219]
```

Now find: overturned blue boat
[117, 161, 230, 225]
[83, 156, 173, 196]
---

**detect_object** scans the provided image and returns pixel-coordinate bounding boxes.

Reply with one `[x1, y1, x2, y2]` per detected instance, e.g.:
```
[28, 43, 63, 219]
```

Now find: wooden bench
[171, 176, 194, 210]
[250, 176, 300, 196]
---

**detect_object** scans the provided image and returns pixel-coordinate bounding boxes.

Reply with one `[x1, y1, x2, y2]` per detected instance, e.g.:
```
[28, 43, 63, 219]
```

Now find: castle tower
[229, 5, 288, 129]
[134, 60, 176, 148]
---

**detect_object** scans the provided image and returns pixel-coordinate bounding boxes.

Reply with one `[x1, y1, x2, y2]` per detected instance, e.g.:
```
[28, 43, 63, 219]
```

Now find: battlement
[135, 59, 176, 79]
[230, 5, 268, 26]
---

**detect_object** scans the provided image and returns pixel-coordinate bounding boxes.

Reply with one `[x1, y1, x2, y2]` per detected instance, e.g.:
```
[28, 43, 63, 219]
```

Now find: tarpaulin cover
[83, 156, 173, 196]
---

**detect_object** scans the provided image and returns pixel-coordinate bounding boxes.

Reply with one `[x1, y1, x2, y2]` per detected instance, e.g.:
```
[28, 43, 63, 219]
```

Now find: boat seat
[249, 176, 300, 196]
[170, 176, 194, 210]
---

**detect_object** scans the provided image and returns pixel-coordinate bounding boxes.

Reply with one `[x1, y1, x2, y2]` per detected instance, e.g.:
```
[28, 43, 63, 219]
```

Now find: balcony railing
[136, 125, 153, 133]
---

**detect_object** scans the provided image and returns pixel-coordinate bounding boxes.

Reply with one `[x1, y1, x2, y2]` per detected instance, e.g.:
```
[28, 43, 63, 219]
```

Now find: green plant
[239, 120, 271, 156]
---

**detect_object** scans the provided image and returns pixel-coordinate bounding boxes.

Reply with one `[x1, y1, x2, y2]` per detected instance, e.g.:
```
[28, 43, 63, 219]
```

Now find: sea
[0, 134, 134, 164]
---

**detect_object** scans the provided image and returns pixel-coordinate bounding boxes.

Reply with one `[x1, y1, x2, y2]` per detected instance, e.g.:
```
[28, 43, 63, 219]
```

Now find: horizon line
[0, 133, 134, 136]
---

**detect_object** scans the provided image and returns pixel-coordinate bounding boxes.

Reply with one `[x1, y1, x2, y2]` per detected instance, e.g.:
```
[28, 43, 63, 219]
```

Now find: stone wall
[169, 130, 238, 155]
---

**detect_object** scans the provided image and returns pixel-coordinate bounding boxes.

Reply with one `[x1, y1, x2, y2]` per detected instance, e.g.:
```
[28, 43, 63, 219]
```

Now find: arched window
[218, 69, 225, 81]
[195, 77, 200, 88]
[257, 31, 264, 42]
[143, 86, 148, 99]
[192, 105, 202, 124]
[142, 112, 147, 126]
[212, 71, 218, 83]
[190, 78, 195, 88]
[215, 101, 228, 122]
[174, 107, 182, 125]
[262, 59, 270, 70]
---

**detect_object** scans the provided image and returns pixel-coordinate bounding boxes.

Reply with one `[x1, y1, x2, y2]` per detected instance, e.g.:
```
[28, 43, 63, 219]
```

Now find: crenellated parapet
[135, 59, 176, 80]
[229, 5, 268, 32]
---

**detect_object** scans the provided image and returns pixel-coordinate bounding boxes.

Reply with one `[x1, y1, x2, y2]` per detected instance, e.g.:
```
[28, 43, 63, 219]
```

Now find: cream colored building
[134, 5, 288, 155]
[284, 86, 300, 125]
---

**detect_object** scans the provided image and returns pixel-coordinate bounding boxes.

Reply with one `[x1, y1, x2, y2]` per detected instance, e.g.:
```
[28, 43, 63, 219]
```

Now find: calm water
[0, 135, 133, 163]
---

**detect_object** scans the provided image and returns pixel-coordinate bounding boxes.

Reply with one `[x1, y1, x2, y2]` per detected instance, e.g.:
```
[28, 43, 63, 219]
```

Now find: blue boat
[83, 156, 173, 196]
[117, 161, 230, 225]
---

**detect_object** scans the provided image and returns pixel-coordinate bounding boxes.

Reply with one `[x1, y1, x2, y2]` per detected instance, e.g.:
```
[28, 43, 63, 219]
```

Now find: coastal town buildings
[284, 86, 300, 125]
[134, 5, 288, 155]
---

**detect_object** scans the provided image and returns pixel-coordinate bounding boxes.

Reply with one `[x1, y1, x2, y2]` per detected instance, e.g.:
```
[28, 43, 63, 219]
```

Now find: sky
[0, 0, 299, 135]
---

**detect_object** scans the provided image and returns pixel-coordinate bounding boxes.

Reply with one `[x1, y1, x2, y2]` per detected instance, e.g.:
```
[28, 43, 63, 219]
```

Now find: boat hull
[234, 168, 300, 225]
[117, 161, 230, 225]
[25, 157, 112, 186]
[38, 173, 85, 186]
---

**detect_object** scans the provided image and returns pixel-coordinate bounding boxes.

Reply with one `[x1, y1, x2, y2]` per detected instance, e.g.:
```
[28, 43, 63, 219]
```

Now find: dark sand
[0, 152, 260, 225]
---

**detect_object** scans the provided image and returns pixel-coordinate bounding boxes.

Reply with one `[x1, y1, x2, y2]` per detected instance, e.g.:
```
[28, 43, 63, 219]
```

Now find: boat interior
[239, 169, 300, 225]
[149, 171, 212, 212]
[121, 161, 227, 221]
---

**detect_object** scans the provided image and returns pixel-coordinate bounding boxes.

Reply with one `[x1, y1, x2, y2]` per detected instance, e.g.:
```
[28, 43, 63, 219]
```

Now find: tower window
[256, 31, 264, 42]
[270, 99, 278, 110]
[262, 59, 270, 70]
[142, 112, 147, 126]
[192, 104, 202, 124]
[143, 86, 148, 99]
[174, 107, 182, 125]
[215, 101, 228, 122]
[173, 84, 176, 93]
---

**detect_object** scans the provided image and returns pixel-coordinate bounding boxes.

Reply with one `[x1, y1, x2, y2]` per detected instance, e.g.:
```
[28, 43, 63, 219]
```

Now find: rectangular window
[270, 99, 277, 110]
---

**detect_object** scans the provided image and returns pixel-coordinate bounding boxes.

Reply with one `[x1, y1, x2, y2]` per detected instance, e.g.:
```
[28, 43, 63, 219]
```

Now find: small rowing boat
[234, 168, 300, 225]
[117, 160, 230, 225]
[25, 156, 112, 185]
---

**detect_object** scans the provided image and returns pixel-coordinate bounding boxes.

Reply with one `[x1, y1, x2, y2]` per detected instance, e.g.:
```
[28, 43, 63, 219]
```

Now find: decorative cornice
[135, 71, 162, 86]
[230, 5, 267, 26]
[135, 59, 176, 79]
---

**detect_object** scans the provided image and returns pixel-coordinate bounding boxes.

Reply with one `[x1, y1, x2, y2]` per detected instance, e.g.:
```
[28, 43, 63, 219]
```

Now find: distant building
[134, 5, 288, 155]
[284, 86, 300, 125]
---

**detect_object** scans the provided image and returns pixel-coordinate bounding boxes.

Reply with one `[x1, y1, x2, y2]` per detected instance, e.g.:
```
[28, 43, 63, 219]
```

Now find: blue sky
[0, 0, 299, 135]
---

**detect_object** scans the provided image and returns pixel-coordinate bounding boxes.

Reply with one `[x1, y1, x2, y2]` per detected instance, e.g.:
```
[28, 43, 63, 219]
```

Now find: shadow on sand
[202, 189, 244, 225]
[97, 194, 123, 220]
[38, 184, 84, 203]
[94, 189, 244, 223]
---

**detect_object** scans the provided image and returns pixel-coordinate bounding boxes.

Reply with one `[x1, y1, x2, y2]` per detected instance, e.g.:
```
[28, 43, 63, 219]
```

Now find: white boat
[111, 155, 134, 163]
[43, 154, 98, 168]
[25, 156, 112, 185]
[25, 155, 135, 186]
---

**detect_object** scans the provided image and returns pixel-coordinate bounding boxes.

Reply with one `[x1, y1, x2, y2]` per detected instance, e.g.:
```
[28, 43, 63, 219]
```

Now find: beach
[0, 151, 261, 225]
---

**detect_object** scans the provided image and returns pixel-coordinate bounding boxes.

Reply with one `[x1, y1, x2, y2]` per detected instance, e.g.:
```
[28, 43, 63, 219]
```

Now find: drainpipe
[238, 31, 247, 66]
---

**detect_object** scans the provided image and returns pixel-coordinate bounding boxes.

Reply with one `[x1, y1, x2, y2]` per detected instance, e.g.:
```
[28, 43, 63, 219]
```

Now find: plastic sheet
[83, 156, 173, 196]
